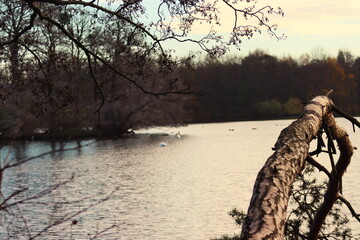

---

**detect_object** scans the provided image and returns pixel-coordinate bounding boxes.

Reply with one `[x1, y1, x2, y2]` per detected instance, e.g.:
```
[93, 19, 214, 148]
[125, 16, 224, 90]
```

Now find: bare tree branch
[19, 41, 61, 109]
[332, 104, 360, 131]
[25, 1, 193, 97]
[308, 112, 356, 240]
[0, 12, 37, 47]
[0, 140, 95, 171]
[338, 194, 360, 222]
[305, 155, 334, 182]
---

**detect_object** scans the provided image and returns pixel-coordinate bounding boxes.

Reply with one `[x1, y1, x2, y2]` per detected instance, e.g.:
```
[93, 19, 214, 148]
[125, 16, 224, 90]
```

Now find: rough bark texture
[308, 113, 353, 240]
[240, 96, 333, 240]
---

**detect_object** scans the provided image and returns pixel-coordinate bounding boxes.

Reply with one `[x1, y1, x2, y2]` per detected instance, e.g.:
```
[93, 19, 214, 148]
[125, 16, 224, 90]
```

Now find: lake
[1, 119, 360, 239]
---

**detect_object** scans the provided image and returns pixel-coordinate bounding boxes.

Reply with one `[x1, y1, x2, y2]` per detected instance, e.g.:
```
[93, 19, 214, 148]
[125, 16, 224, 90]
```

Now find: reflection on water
[1, 119, 360, 239]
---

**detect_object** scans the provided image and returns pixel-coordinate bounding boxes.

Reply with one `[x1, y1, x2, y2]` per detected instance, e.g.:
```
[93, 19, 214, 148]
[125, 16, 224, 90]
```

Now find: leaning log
[240, 96, 333, 240]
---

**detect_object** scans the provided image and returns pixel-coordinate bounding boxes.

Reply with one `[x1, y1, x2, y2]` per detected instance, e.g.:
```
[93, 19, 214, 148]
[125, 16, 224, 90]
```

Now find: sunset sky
[243, 0, 360, 58]
[146, 0, 360, 58]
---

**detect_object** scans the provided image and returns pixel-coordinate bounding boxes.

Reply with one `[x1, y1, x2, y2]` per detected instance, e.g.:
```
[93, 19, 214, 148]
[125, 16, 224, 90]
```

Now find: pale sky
[148, 0, 360, 59]
[250, 0, 360, 58]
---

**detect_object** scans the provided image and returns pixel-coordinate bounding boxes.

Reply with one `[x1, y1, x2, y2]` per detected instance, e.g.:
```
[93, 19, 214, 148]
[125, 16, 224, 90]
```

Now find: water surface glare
[1, 119, 360, 239]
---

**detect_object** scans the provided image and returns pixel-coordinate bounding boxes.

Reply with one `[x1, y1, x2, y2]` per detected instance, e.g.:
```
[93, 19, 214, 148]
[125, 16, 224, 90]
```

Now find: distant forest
[180, 49, 360, 123]
[2, 1, 359, 140]
[1, 36, 360, 139]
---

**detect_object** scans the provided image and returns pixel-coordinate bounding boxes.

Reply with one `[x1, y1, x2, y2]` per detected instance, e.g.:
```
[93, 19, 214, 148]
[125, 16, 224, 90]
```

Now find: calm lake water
[1, 119, 360, 239]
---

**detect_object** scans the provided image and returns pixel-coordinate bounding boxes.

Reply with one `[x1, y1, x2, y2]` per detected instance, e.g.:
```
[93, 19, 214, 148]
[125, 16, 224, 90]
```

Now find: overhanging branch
[25, 1, 193, 98]
[0, 12, 37, 47]
[338, 194, 360, 222]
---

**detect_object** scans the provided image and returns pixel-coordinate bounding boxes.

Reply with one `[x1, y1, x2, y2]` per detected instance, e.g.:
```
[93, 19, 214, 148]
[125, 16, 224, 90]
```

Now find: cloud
[272, 0, 360, 36]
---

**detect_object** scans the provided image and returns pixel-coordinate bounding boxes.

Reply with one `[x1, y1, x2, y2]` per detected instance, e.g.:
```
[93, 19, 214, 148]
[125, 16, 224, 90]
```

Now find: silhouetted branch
[1, 140, 118, 239]
[88, 222, 119, 240]
[0, 177, 74, 211]
[0, 12, 37, 47]
[308, 112, 354, 240]
[19, 42, 60, 109]
[338, 194, 360, 222]
[28, 189, 118, 240]
[0, 188, 29, 210]
[222, 0, 285, 42]
[305, 155, 334, 182]
[85, 52, 105, 113]
[331, 104, 360, 132]
[26, 1, 193, 98]
[0, 140, 95, 171]
[309, 130, 325, 156]
[321, 118, 337, 173]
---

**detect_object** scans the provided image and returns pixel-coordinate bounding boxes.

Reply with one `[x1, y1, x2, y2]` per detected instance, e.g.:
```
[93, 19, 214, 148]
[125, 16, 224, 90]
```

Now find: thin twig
[338, 194, 360, 222]
[332, 104, 360, 131]
[28, 189, 118, 240]
[305, 155, 334, 182]
[19, 42, 60, 108]
[309, 130, 325, 156]
[27, 2, 193, 98]
[1, 140, 95, 171]
[0, 12, 37, 47]
[322, 119, 337, 173]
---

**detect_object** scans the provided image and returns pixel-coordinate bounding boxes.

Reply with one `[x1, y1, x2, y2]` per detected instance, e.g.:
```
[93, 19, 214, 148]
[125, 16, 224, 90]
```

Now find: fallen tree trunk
[240, 95, 335, 240]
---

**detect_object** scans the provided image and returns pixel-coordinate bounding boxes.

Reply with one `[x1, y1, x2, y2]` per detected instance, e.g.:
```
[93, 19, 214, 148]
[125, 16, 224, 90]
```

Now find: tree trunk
[308, 113, 354, 239]
[240, 96, 333, 240]
[9, 42, 21, 87]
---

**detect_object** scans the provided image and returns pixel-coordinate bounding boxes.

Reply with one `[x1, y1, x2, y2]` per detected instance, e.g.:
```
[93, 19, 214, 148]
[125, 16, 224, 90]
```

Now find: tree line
[1, 2, 359, 139]
[2, 44, 360, 139]
[180, 49, 360, 123]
